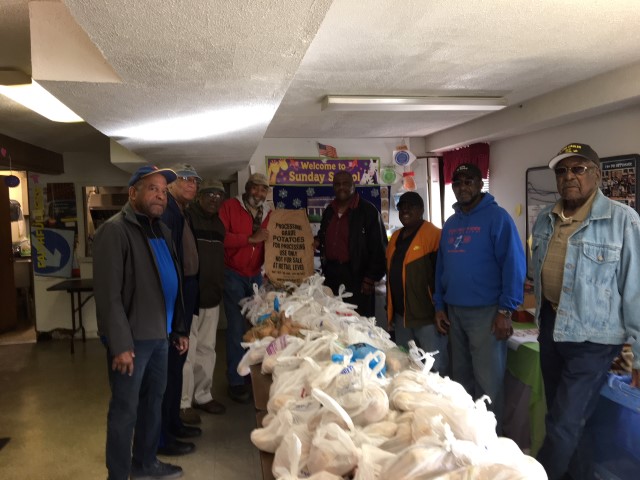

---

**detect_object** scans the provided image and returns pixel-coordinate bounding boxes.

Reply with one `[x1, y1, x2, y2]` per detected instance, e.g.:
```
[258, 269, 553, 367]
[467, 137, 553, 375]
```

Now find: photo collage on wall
[266, 156, 390, 236]
[600, 154, 638, 211]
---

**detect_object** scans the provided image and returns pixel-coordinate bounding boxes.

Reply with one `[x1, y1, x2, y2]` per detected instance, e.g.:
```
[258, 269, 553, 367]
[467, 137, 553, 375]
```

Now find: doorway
[0, 170, 36, 346]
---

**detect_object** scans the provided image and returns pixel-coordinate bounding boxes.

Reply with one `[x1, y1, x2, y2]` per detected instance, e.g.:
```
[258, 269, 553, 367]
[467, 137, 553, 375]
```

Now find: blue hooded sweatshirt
[434, 192, 525, 312]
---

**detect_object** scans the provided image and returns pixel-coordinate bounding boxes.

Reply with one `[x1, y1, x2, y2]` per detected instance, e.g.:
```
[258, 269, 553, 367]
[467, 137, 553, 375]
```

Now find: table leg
[77, 292, 86, 343]
[70, 292, 76, 354]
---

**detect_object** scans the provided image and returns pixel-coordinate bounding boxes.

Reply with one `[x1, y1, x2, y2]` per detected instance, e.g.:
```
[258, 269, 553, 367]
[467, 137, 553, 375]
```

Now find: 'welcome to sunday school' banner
[266, 157, 379, 186]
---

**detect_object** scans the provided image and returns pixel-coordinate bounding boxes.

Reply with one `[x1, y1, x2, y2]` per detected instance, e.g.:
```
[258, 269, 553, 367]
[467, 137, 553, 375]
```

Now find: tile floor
[0, 332, 261, 479]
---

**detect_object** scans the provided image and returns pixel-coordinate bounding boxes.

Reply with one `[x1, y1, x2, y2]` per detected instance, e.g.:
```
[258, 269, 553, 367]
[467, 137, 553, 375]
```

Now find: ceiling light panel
[322, 95, 507, 112]
[0, 81, 84, 123]
[112, 106, 275, 142]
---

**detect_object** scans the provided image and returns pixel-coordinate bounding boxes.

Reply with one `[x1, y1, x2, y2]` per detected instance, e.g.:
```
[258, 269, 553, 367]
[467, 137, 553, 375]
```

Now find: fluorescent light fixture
[112, 106, 275, 142]
[0, 79, 83, 123]
[322, 95, 507, 112]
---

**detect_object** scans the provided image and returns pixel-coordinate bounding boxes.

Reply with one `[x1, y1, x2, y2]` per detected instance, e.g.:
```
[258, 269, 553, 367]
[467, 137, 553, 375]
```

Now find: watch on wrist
[498, 309, 513, 319]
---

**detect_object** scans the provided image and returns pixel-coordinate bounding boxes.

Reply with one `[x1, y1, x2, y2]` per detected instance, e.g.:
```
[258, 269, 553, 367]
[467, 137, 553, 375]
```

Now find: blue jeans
[223, 269, 262, 386]
[536, 300, 621, 480]
[447, 304, 506, 433]
[105, 339, 168, 480]
[394, 314, 449, 375]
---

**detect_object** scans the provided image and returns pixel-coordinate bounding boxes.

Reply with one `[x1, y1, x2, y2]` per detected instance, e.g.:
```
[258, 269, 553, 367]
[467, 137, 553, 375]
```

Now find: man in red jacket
[218, 173, 271, 403]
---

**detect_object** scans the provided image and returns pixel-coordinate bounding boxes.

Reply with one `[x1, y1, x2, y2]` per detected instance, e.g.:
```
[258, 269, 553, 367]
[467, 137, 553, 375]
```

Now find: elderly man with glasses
[157, 164, 203, 456]
[179, 179, 227, 424]
[530, 143, 640, 480]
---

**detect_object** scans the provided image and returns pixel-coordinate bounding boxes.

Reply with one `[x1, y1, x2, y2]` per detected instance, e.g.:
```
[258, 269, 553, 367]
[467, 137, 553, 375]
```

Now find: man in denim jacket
[530, 143, 640, 480]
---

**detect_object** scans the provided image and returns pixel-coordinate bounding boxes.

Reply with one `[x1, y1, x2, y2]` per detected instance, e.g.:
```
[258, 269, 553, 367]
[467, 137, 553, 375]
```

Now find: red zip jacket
[219, 195, 271, 277]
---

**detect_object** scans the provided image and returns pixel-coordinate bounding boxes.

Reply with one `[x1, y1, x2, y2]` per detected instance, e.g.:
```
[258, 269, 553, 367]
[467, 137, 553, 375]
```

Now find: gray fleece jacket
[93, 202, 186, 356]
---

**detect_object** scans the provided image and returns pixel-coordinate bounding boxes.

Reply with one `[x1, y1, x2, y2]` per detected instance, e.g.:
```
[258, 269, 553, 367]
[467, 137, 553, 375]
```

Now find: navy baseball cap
[128, 165, 177, 187]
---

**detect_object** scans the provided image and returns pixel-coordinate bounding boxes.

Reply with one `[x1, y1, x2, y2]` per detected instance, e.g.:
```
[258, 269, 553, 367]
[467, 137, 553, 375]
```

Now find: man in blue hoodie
[434, 163, 525, 432]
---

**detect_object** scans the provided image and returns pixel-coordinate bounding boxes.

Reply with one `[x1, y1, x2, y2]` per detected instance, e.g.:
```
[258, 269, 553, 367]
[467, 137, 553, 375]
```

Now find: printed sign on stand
[264, 209, 314, 287]
[28, 175, 79, 277]
[31, 228, 75, 277]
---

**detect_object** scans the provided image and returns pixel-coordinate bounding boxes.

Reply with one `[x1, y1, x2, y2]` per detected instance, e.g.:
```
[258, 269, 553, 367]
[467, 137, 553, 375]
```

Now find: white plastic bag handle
[312, 388, 355, 432]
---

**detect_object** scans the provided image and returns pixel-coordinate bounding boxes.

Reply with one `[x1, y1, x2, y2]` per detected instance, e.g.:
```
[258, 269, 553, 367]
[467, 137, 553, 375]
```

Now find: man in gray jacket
[94, 165, 189, 480]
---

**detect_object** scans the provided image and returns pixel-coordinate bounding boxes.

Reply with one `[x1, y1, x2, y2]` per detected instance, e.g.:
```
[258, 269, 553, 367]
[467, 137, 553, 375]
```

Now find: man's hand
[632, 368, 640, 388]
[174, 336, 189, 355]
[249, 228, 269, 244]
[313, 237, 320, 251]
[435, 311, 450, 335]
[492, 312, 513, 341]
[112, 350, 135, 376]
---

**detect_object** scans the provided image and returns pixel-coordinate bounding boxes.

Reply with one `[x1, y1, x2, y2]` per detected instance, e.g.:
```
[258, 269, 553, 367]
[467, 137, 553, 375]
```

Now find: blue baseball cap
[128, 165, 177, 187]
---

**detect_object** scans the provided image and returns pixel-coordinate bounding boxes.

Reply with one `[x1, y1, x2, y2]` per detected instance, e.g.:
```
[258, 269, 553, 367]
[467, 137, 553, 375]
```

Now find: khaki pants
[181, 305, 220, 407]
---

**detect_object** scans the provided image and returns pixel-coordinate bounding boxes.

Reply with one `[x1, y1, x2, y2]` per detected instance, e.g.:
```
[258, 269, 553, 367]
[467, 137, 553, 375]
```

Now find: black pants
[536, 300, 622, 480]
[160, 274, 198, 444]
[323, 261, 375, 317]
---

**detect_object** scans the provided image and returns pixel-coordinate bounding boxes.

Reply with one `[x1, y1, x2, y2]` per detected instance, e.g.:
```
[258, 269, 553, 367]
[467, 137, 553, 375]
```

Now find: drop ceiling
[1, 0, 640, 178]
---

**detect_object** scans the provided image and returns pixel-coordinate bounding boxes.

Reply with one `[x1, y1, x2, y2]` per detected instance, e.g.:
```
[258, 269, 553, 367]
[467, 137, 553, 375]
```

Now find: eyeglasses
[554, 165, 594, 176]
[451, 179, 475, 188]
[202, 192, 224, 199]
[178, 176, 201, 185]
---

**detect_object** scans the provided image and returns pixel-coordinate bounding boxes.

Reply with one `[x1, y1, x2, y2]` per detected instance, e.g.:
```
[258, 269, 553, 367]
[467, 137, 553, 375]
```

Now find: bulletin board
[266, 156, 391, 234]
[600, 154, 638, 210]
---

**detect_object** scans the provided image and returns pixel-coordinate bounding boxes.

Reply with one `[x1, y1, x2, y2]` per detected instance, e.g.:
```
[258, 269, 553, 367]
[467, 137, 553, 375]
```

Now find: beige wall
[489, 104, 640, 244]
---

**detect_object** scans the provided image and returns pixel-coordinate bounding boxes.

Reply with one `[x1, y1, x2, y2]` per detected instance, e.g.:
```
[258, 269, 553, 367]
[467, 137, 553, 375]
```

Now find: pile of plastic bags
[238, 274, 547, 480]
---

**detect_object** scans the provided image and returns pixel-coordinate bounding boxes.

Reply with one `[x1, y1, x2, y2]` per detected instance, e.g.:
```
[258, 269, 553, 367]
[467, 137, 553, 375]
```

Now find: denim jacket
[531, 190, 640, 369]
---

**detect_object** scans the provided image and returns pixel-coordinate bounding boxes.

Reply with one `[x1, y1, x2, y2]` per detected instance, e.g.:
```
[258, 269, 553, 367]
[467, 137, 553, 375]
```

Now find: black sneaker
[228, 384, 251, 404]
[130, 459, 183, 479]
[156, 439, 195, 456]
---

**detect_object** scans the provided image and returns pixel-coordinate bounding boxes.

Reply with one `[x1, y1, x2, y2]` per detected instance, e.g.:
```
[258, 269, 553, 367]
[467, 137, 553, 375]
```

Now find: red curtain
[442, 143, 490, 183]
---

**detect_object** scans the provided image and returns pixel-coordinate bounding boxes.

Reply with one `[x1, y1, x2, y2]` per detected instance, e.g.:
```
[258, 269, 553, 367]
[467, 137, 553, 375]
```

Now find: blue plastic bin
[575, 374, 640, 480]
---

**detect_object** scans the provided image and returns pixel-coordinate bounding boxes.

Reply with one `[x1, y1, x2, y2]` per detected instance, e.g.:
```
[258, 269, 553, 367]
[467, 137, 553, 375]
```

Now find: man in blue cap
[94, 165, 187, 479]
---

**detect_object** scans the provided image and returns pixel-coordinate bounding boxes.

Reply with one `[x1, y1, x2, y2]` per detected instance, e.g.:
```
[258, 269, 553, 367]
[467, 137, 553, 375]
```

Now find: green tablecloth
[506, 322, 546, 455]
